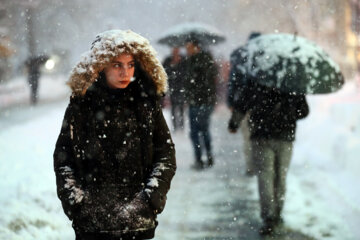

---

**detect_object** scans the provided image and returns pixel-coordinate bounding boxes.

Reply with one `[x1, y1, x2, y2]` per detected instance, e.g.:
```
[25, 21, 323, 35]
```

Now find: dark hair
[248, 32, 261, 41]
[132, 61, 157, 98]
[185, 34, 202, 47]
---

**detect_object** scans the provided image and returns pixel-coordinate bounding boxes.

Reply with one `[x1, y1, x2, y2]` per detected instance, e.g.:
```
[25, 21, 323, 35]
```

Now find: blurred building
[0, 28, 14, 83]
[347, 0, 360, 76]
[0, 0, 359, 82]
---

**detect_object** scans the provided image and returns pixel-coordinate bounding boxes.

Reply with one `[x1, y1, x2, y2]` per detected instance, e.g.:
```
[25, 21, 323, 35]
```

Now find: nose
[120, 66, 130, 77]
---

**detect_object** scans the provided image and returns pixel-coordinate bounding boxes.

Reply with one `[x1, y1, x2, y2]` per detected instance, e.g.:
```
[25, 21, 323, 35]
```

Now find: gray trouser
[240, 114, 253, 173]
[251, 139, 293, 222]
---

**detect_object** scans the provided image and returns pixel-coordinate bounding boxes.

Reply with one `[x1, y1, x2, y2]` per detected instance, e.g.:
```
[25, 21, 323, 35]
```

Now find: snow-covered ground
[0, 76, 359, 239]
[287, 81, 360, 240]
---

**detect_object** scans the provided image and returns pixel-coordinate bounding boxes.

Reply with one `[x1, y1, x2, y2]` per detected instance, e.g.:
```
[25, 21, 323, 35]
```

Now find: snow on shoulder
[68, 29, 168, 96]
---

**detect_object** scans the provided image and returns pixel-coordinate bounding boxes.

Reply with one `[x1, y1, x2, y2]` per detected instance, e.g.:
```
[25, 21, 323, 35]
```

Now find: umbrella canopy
[158, 22, 225, 47]
[234, 33, 344, 94]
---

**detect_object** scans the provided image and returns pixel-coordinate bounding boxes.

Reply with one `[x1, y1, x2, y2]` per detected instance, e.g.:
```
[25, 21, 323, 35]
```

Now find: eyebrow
[112, 60, 135, 64]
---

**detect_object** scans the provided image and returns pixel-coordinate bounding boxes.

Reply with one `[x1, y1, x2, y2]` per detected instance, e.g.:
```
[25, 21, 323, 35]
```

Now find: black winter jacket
[53, 75, 176, 237]
[229, 81, 309, 141]
[184, 51, 218, 106]
[163, 56, 186, 105]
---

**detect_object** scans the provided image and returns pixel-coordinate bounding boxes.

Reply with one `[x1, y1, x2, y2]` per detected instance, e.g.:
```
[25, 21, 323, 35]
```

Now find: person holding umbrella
[53, 29, 176, 240]
[228, 34, 344, 235]
[228, 81, 309, 235]
[158, 22, 225, 169]
[184, 39, 218, 169]
[228, 33, 344, 235]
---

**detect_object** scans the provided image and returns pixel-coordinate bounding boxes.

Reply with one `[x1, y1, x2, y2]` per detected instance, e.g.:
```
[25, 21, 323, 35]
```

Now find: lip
[119, 80, 130, 83]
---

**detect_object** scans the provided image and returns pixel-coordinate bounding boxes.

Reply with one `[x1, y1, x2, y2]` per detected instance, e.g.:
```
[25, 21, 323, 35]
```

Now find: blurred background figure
[184, 39, 218, 169]
[228, 32, 345, 236]
[228, 31, 261, 176]
[24, 54, 48, 105]
[228, 82, 309, 235]
[162, 47, 186, 131]
[158, 22, 225, 169]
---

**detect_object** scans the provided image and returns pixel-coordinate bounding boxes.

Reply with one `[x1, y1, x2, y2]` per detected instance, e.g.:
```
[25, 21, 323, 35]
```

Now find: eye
[128, 62, 135, 68]
[113, 64, 121, 68]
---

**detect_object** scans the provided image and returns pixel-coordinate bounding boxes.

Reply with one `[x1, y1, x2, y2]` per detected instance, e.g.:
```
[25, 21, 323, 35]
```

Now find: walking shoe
[259, 217, 284, 236]
[258, 218, 278, 236]
[207, 155, 214, 168]
[258, 223, 275, 236]
[191, 161, 204, 170]
[245, 169, 255, 177]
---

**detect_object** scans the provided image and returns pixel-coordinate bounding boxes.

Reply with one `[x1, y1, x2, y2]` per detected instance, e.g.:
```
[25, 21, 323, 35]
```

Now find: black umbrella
[158, 22, 225, 47]
[233, 33, 344, 94]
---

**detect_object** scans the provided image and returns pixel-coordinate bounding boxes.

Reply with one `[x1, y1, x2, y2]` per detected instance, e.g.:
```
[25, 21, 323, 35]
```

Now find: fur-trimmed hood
[68, 29, 168, 96]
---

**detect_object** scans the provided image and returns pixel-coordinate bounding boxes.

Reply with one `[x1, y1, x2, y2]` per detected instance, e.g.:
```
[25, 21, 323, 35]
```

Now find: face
[172, 47, 180, 56]
[185, 42, 199, 56]
[185, 43, 194, 56]
[103, 54, 135, 89]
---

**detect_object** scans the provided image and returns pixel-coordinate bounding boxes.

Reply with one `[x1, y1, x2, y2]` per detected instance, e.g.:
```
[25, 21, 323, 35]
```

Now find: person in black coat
[184, 40, 218, 169]
[228, 80, 309, 235]
[162, 47, 186, 131]
[53, 30, 176, 240]
[25, 55, 48, 104]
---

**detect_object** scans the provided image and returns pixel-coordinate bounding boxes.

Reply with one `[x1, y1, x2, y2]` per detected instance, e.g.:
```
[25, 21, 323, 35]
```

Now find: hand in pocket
[117, 191, 155, 230]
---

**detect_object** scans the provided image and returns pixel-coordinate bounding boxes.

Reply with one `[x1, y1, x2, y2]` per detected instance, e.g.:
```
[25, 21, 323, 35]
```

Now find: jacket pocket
[118, 191, 157, 230]
[73, 187, 156, 232]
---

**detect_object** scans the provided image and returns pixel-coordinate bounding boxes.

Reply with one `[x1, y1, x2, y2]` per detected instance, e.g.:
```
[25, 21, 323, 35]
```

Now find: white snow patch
[147, 178, 159, 188]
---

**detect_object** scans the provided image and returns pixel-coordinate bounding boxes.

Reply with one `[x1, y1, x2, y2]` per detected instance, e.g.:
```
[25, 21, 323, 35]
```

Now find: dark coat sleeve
[227, 70, 249, 111]
[144, 102, 176, 214]
[295, 95, 309, 120]
[227, 63, 238, 108]
[204, 52, 218, 104]
[53, 97, 84, 220]
[162, 57, 171, 74]
[227, 48, 250, 109]
[282, 94, 309, 121]
[227, 81, 256, 131]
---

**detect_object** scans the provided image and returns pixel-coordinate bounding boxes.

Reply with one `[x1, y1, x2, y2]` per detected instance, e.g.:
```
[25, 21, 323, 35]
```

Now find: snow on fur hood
[67, 29, 168, 96]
